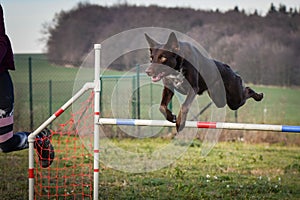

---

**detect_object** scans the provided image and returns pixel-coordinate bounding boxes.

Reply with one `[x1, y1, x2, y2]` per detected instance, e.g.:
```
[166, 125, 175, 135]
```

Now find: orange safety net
[34, 92, 94, 199]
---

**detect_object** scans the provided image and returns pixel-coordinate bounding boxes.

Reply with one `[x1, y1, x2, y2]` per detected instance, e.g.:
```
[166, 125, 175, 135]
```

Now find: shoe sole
[35, 129, 55, 168]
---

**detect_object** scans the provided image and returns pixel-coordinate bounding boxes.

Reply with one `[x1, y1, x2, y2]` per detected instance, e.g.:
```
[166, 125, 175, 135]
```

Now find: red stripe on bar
[94, 169, 99, 172]
[94, 112, 100, 115]
[28, 168, 34, 178]
[197, 122, 217, 129]
[94, 149, 99, 153]
[54, 108, 64, 117]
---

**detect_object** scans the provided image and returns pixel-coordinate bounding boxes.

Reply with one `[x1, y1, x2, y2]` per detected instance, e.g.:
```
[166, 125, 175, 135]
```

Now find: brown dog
[145, 32, 263, 132]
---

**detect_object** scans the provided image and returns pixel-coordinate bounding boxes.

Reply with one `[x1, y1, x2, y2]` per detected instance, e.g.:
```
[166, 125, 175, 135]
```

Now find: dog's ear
[145, 33, 159, 48]
[165, 32, 179, 51]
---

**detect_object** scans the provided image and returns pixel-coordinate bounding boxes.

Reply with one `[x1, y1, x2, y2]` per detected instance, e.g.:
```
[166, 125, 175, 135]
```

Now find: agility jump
[28, 44, 300, 200]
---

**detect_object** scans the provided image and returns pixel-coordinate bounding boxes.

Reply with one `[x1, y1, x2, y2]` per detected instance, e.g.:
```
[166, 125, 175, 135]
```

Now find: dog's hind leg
[227, 87, 263, 110]
[244, 87, 264, 101]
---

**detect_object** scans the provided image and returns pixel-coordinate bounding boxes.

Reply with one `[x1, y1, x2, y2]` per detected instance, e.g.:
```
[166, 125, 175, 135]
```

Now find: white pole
[98, 118, 300, 133]
[93, 44, 101, 200]
[28, 142, 34, 200]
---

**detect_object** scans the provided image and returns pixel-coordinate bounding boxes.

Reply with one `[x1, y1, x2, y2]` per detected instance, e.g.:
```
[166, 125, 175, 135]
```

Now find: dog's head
[145, 32, 182, 82]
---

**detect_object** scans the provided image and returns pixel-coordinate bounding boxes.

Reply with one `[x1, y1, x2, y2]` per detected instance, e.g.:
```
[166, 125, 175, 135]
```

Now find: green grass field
[98, 139, 300, 199]
[1, 139, 300, 199]
[0, 54, 299, 199]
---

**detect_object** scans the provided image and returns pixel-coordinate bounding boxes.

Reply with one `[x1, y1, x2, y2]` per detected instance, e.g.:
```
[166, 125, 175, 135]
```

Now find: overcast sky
[1, 0, 299, 53]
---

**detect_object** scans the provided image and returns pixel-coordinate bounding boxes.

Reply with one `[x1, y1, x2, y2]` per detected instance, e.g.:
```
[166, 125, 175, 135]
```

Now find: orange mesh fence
[34, 92, 94, 199]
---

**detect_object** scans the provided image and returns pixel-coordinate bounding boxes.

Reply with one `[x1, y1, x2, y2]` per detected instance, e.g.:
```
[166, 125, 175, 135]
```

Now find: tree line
[43, 3, 300, 86]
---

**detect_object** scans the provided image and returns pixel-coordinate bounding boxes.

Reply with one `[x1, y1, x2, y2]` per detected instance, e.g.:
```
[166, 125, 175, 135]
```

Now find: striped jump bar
[98, 118, 300, 133]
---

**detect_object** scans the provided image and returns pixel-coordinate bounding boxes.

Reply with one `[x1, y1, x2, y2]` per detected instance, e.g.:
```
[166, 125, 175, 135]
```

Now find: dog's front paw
[176, 119, 186, 133]
[166, 114, 176, 123]
[172, 114, 176, 123]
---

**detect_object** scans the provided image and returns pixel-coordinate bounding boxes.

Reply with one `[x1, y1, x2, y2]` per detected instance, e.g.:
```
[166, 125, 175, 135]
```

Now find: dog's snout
[145, 67, 153, 76]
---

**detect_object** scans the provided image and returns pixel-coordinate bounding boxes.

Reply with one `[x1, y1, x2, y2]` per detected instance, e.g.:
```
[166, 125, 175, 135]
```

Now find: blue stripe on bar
[282, 125, 300, 133]
[116, 119, 135, 126]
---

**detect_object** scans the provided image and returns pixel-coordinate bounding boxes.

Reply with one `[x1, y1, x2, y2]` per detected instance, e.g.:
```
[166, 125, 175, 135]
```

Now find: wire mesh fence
[12, 54, 78, 132]
[12, 55, 183, 133]
[11, 54, 300, 144]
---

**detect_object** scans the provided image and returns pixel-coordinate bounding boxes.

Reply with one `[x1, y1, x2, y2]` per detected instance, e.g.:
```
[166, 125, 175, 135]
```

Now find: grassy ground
[0, 150, 29, 200]
[97, 139, 300, 199]
[0, 139, 300, 199]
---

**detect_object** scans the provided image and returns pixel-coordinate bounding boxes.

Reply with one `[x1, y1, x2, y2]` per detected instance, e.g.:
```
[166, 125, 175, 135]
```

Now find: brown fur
[145, 32, 263, 132]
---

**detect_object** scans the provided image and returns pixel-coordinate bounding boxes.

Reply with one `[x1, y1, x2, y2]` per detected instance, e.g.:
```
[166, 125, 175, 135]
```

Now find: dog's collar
[175, 55, 184, 71]
[164, 68, 185, 89]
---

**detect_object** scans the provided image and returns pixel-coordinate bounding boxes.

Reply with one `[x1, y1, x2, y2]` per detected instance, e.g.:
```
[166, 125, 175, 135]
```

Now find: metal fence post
[49, 80, 52, 128]
[136, 64, 140, 119]
[150, 82, 153, 119]
[28, 57, 33, 130]
[132, 75, 136, 119]
[49, 80, 52, 117]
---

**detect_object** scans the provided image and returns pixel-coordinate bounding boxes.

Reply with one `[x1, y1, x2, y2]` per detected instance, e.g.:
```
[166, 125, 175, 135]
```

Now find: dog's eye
[150, 56, 153, 62]
[160, 56, 167, 63]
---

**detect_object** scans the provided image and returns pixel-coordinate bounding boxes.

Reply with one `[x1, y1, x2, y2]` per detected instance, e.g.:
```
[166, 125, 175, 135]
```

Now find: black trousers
[0, 71, 29, 152]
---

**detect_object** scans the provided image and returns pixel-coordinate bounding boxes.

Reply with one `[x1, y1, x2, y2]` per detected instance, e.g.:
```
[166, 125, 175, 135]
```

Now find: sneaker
[35, 128, 55, 168]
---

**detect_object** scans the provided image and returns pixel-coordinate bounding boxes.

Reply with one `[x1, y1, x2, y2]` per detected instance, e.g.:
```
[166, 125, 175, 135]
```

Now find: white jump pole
[98, 118, 300, 133]
[93, 44, 101, 200]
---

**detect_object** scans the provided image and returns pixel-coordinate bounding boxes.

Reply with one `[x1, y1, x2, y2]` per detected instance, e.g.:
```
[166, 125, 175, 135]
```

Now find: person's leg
[0, 72, 55, 167]
[0, 71, 29, 152]
[0, 131, 30, 152]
